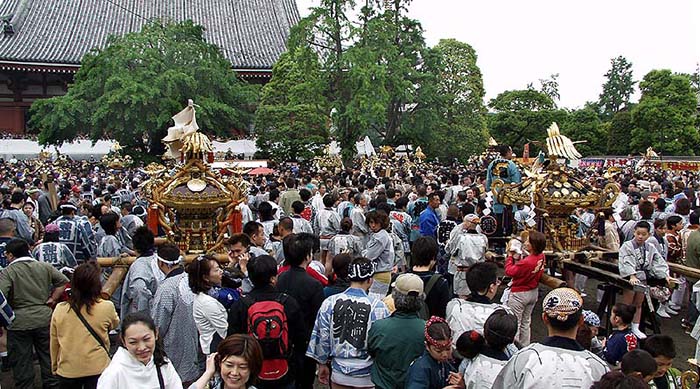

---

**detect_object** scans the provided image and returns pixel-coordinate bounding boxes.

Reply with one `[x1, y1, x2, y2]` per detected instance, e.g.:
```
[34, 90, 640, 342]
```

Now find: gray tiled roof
[0, 0, 300, 69]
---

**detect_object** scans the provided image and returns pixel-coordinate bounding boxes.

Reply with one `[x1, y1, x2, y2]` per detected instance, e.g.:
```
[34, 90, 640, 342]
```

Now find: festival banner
[652, 161, 700, 171]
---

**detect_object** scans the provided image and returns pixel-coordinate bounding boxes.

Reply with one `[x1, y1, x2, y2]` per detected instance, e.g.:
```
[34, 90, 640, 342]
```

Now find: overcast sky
[295, 0, 700, 109]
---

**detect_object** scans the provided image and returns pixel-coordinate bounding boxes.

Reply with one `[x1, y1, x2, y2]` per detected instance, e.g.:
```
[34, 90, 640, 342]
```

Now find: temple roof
[0, 0, 300, 70]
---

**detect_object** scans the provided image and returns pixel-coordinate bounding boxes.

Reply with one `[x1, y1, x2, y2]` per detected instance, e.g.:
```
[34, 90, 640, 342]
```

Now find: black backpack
[418, 274, 442, 320]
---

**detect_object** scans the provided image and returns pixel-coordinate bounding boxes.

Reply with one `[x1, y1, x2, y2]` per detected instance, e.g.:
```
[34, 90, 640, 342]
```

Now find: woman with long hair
[190, 334, 264, 389]
[50, 262, 119, 389]
[188, 255, 228, 355]
[97, 312, 182, 388]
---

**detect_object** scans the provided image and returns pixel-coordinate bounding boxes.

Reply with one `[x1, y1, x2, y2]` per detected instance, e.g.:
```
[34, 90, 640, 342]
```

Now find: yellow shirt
[50, 299, 119, 378]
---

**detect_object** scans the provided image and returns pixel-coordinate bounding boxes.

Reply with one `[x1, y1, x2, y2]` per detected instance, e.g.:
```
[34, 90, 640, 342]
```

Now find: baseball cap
[393, 273, 424, 296]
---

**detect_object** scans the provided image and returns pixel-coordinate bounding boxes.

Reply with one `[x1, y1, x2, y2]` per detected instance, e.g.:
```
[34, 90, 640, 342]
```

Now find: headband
[424, 316, 452, 349]
[158, 255, 183, 266]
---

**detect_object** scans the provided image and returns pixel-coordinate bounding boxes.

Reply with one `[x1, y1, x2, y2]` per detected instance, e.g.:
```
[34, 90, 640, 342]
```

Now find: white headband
[158, 255, 183, 266]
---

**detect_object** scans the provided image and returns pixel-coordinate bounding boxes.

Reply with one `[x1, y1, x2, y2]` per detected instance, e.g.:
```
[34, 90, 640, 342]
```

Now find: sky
[294, 0, 700, 109]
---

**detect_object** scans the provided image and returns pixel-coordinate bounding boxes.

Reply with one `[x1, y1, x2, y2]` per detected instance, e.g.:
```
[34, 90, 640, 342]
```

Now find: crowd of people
[0, 144, 697, 388]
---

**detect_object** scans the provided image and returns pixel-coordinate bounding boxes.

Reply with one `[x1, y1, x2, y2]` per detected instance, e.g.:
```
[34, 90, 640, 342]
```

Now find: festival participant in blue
[404, 316, 458, 389]
[485, 145, 522, 239]
[151, 244, 200, 386]
[32, 223, 77, 270]
[307, 257, 390, 388]
[408, 185, 429, 243]
[54, 203, 97, 263]
[418, 193, 441, 239]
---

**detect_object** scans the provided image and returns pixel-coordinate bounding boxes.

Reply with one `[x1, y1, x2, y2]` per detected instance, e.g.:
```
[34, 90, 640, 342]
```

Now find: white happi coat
[492, 341, 608, 389]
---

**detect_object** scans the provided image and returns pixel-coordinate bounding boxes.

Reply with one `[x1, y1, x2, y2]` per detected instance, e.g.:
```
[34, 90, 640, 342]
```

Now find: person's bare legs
[623, 289, 645, 332]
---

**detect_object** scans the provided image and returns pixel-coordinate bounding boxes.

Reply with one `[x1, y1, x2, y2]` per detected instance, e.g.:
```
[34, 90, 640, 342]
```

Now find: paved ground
[2, 278, 697, 387]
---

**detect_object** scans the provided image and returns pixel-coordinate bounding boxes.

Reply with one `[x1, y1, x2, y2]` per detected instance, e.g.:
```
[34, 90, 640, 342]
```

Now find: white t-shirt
[192, 292, 228, 355]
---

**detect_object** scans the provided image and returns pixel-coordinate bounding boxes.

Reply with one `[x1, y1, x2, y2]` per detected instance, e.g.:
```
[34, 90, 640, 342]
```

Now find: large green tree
[286, 0, 439, 160]
[630, 69, 699, 155]
[254, 26, 330, 161]
[29, 21, 257, 156]
[598, 56, 635, 120]
[300, 0, 358, 161]
[561, 106, 606, 156]
[487, 89, 568, 154]
[358, 0, 429, 143]
[607, 109, 634, 155]
[420, 39, 488, 160]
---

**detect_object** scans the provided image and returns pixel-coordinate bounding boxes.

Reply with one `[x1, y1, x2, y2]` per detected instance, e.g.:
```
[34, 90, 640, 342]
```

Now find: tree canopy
[487, 89, 566, 154]
[630, 69, 699, 155]
[420, 39, 488, 160]
[254, 25, 330, 161]
[29, 20, 257, 157]
[598, 56, 635, 120]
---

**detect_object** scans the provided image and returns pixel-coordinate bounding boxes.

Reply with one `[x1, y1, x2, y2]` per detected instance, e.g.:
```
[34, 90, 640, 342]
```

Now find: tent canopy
[212, 140, 257, 157]
[0, 139, 116, 160]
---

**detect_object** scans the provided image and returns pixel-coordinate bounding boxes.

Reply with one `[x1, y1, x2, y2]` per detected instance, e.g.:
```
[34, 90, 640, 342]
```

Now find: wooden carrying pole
[98, 253, 230, 298]
[99, 252, 566, 297]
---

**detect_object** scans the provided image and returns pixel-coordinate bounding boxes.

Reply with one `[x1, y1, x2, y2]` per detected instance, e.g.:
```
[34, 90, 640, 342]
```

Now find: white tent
[212, 140, 258, 158]
[0, 139, 116, 160]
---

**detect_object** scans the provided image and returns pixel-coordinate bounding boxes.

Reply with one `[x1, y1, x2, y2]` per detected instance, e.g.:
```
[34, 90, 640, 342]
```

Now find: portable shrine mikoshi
[140, 101, 248, 255]
[98, 101, 248, 296]
[312, 144, 344, 173]
[489, 124, 700, 337]
[359, 145, 421, 178]
[493, 123, 619, 252]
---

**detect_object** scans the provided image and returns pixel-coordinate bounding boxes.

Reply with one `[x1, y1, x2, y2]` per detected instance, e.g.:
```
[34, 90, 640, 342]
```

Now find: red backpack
[244, 295, 290, 381]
